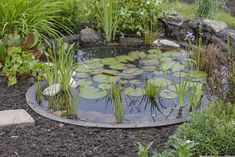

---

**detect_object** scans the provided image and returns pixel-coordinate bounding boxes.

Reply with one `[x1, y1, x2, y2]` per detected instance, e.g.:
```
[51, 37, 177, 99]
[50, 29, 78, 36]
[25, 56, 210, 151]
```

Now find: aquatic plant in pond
[110, 84, 123, 123]
[43, 39, 78, 116]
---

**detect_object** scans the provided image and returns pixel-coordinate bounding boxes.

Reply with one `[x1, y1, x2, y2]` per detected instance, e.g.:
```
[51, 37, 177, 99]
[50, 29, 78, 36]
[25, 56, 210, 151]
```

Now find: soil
[0, 77, 176, 157]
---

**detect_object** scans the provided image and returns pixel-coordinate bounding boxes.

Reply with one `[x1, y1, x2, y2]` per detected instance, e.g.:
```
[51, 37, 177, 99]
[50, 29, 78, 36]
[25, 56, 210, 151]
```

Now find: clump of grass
[172, 73, 190, 108]
[189, 82, 203, 108]
[44, 39, 78, 117]
[110, 84, 123, 123]
[196, 0, 225, 18]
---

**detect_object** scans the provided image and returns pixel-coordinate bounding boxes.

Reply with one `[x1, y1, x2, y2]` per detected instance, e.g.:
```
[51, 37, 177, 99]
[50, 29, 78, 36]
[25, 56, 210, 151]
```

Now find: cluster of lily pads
[42, 47, 207, 123]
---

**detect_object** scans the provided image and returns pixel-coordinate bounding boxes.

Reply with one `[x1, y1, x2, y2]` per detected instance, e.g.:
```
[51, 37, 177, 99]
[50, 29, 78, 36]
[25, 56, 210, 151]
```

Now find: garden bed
[0, 77, 176, 156]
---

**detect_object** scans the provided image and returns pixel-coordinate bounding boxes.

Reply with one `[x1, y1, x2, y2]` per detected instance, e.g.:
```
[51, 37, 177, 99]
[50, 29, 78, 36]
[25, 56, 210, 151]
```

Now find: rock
[80, 27, 102, 45]
[43, 84, 61, 97]
[58, 123, 65, 128]
[152, 39, 180, 50]
[203, 19, 227, 33]
[70, 78, 77, 88]
[0, 109, 35, 128]
[120, 37, 144, 46]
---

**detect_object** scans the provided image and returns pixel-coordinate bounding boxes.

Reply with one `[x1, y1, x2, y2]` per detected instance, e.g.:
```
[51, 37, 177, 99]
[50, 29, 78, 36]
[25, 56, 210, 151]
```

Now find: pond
[39, 46, 208, 125]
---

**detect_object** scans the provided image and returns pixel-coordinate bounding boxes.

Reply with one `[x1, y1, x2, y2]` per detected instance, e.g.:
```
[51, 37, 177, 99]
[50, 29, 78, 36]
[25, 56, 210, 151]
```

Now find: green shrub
[1, 32, 43, 86]
[0, 0, 71, 38]
[168, 101, 235, 156]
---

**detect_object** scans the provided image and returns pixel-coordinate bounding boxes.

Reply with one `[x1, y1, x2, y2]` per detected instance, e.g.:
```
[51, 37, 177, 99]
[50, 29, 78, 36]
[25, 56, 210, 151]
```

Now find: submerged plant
[110, 83, 123, 123]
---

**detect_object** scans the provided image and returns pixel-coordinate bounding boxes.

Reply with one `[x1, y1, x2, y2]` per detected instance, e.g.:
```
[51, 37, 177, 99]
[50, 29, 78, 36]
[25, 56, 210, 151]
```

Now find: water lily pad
[142, 66, 156, 72]
[140, 59, 158, 66]
[132, 69, 144, 75]
[93, 74, 120, 83]
[90, 68, 105, 75]
[84, 58, 101, 64]
[79, 86, 107, 99]
[161, 51, 181, 58]
[98, 83, 112, 90]
[161, 61, 184, 72]
[101, 70, 120, 76]
[160, 57, 172, 63]
[75, 72, 89, 78]
[129, 80, 142, 85]
[189, 71, 207, 78]
[77, 79, 93, 87]
[160, 90, 177, 99]
[148, 49, 161, 54]
[101, 58, 120, 65]
[86, 62, 104, 70]
[122, 68, 139, 74]
[119, 73, 135, 79]
[148, 78, 171, 87]
[115, 55, 129, 62]
[124, 87, 145, 97]
[76, 64, 92, 73]
[110, 63, 126, 70]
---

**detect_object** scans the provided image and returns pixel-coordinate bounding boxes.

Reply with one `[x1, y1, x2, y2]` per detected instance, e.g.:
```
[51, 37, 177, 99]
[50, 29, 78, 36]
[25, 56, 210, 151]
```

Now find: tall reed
[111, 84, 123, 123]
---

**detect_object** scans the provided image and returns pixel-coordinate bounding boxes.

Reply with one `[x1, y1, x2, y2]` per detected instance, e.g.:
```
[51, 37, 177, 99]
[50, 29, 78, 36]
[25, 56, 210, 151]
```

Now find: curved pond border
[26, 83, 191, 129]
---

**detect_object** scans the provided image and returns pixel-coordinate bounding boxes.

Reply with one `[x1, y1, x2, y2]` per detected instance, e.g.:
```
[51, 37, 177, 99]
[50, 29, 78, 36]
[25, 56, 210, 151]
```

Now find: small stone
[0, 110, 35, 128]
[70, 78, 77, 88]
[43, 84, 61, 97]
[152, 39, 180, 50]
[58, 123, 65, 128]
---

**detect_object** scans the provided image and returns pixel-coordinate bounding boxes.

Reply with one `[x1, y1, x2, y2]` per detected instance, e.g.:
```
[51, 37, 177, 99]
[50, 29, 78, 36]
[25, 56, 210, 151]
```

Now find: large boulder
[119, 37, 144, 46]
[80, 27, 103, 45]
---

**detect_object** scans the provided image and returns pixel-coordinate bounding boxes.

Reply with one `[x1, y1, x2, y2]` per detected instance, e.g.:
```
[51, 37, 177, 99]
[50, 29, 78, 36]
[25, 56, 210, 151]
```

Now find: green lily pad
[146, 54, 160, 59]
[142, 66, 156, 72]
[79, 86, 107, 99]
[160, 57, 172, 63]
[161, 51, 181, 57]
[161, 61, 185, 72]
[84, 58, 101, 64]
[98, 83, 112, 90]
[189, 71, 208, 78]
[122, 68, 139, 74]
[77, 79, 93, 87]
[148, 49, 161, 54]
[129, 80, 142, 85]
[160, 90, 177, 99]
[119, 73, 135, 79]
[76, 72, 89, 78]
[101, 58, 120, 65]
[93, 74, 120, 83]
[140, 59, 158, 66]
[110, 63, 126, 70]
[148, 78, 171, 87]
[115, 55, 129, 62]
[132, 69, 144, 75]
[76, 64, 92, 73]
[101, 70, 120, 76]
[124, 87, 145, 97]
[86, 62, 104, 70]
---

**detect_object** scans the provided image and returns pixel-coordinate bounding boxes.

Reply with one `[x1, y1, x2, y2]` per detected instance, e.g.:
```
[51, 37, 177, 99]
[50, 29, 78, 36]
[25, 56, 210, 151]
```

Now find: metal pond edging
[26, 83, 190, 129]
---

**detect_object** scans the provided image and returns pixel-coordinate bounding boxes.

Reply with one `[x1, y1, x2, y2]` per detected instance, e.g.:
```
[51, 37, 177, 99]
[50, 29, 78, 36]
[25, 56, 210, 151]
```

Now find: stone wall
[158, 15, 235, 52]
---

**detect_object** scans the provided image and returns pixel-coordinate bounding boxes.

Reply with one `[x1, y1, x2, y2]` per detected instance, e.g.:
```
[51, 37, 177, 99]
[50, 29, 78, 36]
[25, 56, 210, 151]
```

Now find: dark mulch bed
[0, 77, 176, 157]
